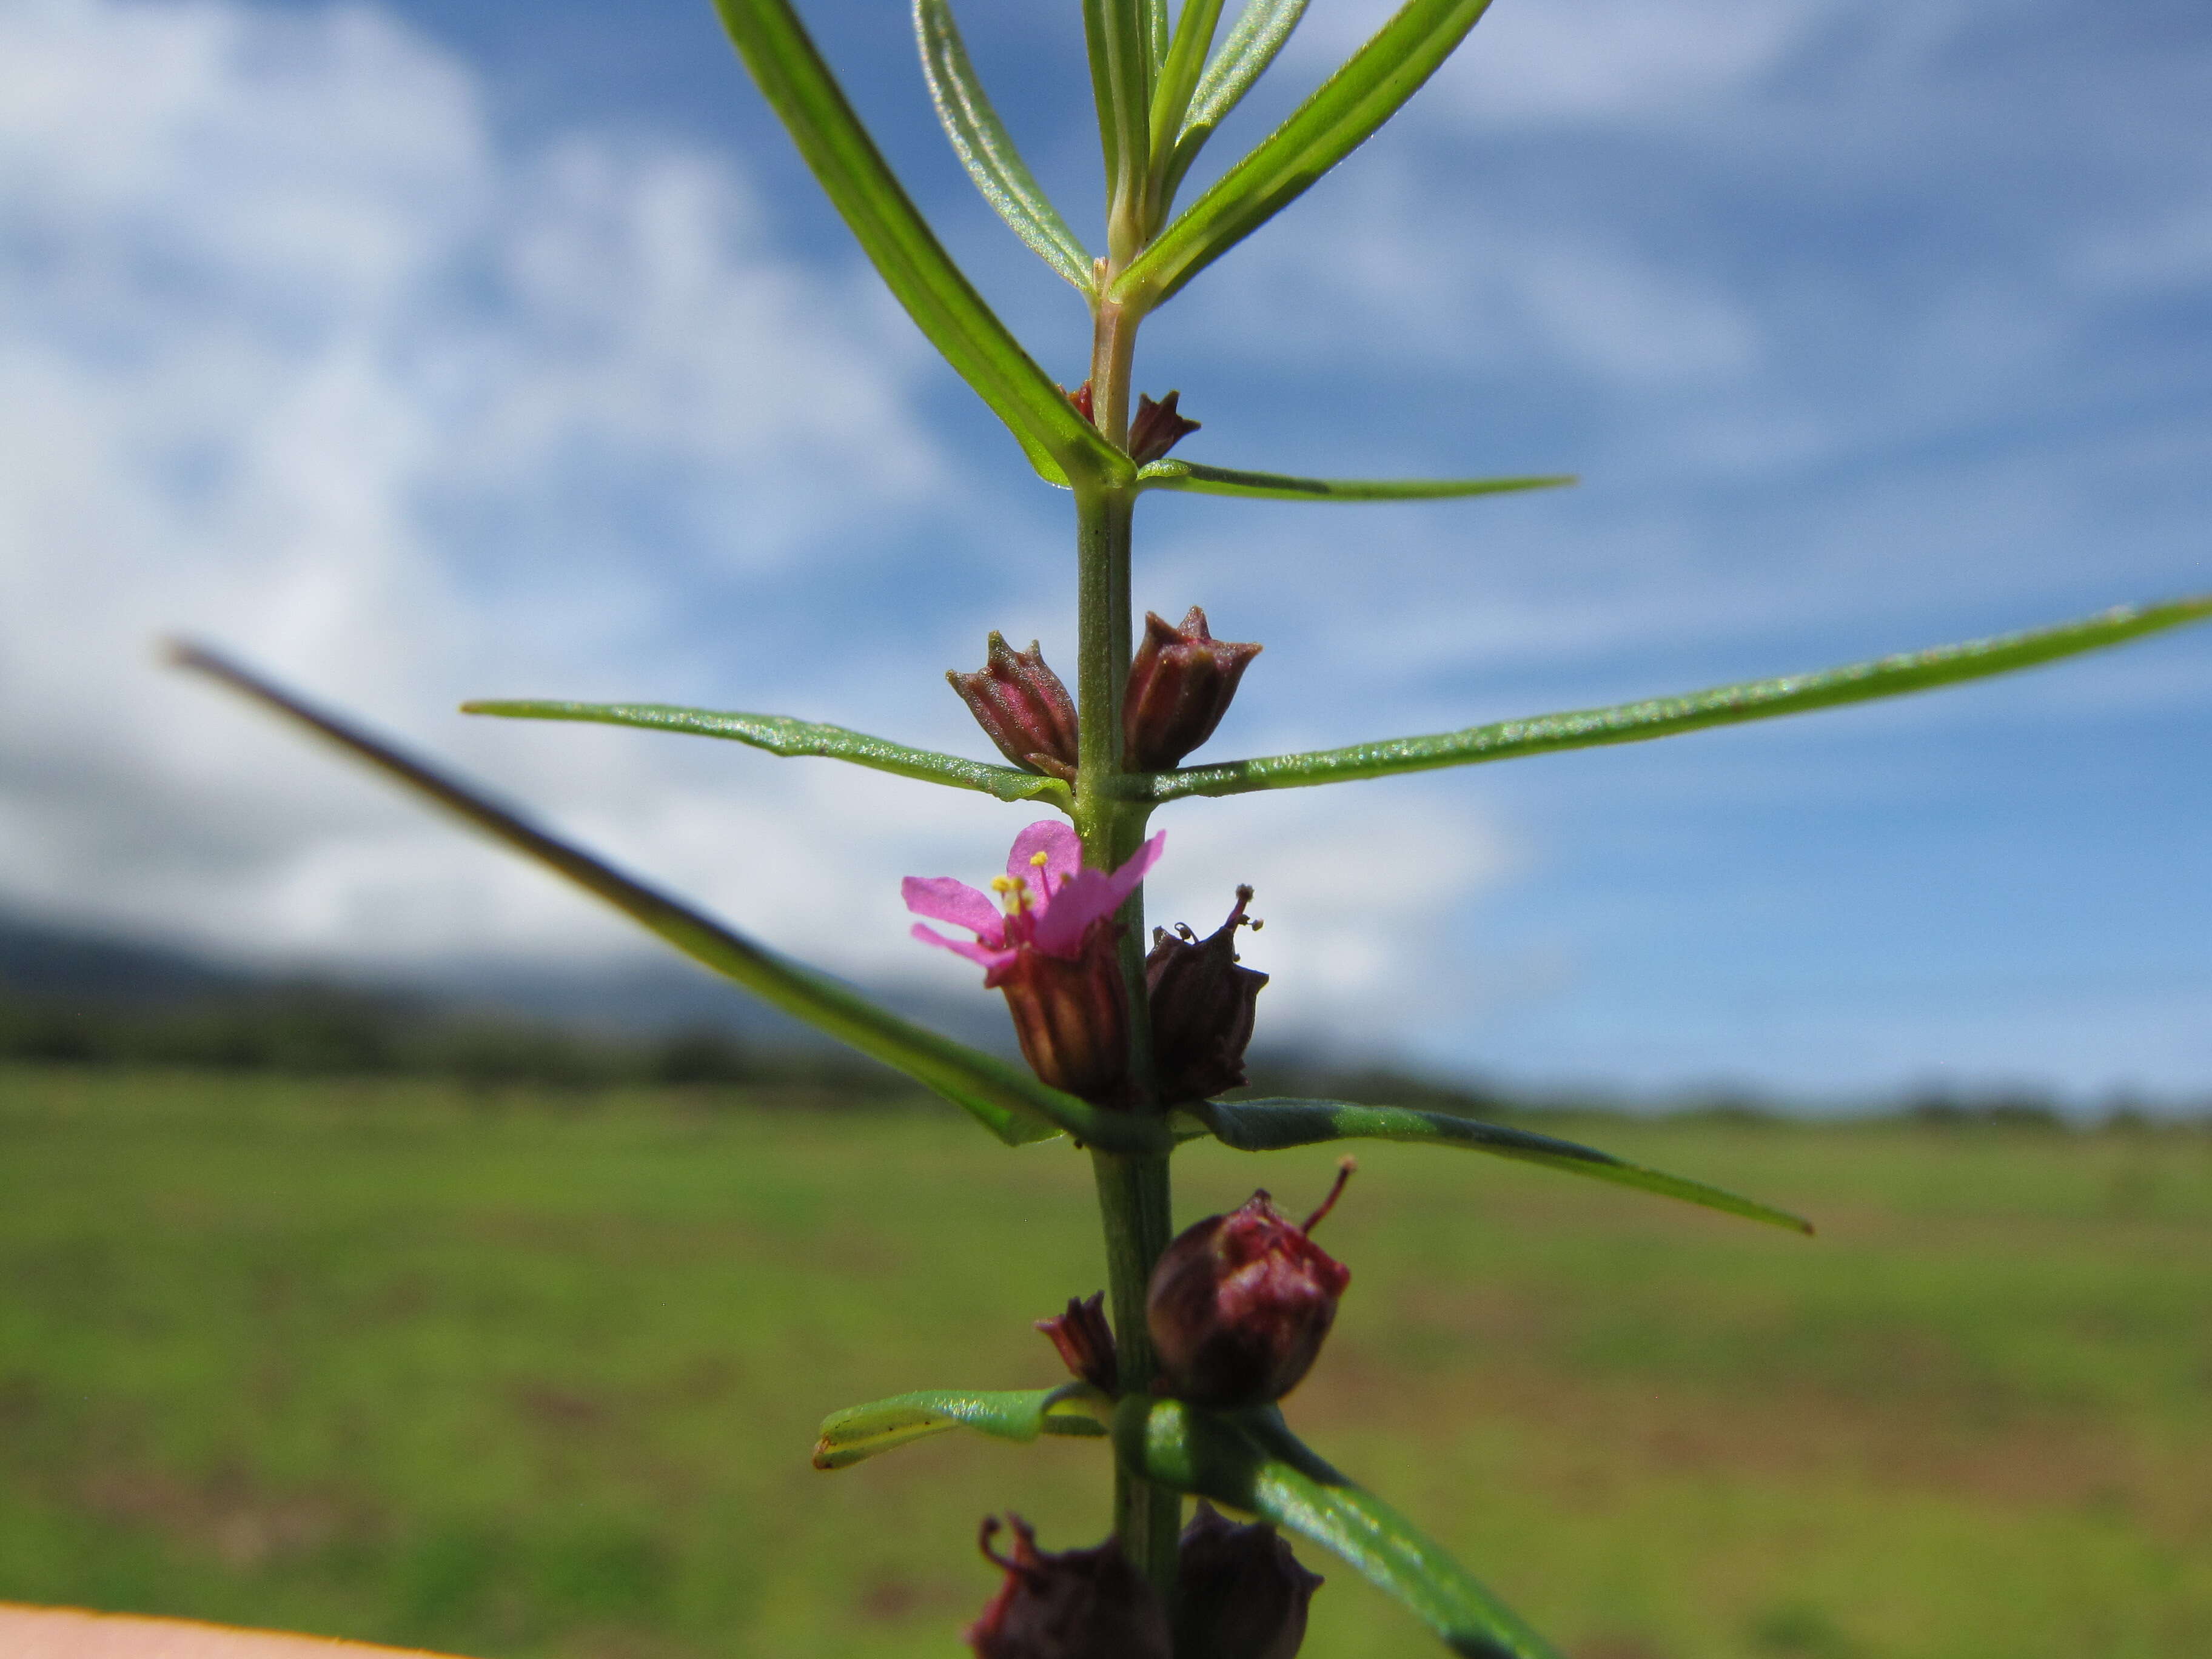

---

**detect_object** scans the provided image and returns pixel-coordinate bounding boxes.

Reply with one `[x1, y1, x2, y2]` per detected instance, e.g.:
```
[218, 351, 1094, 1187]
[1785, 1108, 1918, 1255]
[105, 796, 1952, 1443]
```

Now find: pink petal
[902, 876, 1005, 945]
[1102, 830, 1167, 908]
[910, 922, 1019, 977]
[1031, 831, 1165, 957]
[1007, 820, 1081, 903]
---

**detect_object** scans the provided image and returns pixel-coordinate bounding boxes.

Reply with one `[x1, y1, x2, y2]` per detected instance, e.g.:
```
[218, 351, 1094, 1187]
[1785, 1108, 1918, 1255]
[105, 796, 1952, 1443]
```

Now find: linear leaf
[1123, 594, 2212, 802]
[708, 0, 1126, 488]
[1116, 1398, 1561, 1658]
[169, 644, 1171, 1156]
[461, 699, 1073, 811]
[1147, 0, 1171, 69]
[1161, 0, 1310, 202]
[1137, 458, 1575, 502]
[914, 0, 1094, 292]
[814, 1384, 1111, 1471]
[1114, 0, 1495, 307]
[1083, 0, 1154, 214]
[1195, 1099, 1811, 1233]
[1147, 0, 1228, 165]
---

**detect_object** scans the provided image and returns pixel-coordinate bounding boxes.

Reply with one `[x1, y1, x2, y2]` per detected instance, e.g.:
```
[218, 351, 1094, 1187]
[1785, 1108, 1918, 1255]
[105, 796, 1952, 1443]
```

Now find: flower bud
[1035, 1292, 1118, 1393]
[1147, 885, 1267, 1104]
[1124, 607, 1261, 772]
[1146, 1162, 1355, 1408]
[1128, 390, 1200, 465]
[967, 1515, 1170, 1659]
[950, 632, 1080, 782]
[997, 919, 1128, 1104]
[1174, 1502, 1324, 1659]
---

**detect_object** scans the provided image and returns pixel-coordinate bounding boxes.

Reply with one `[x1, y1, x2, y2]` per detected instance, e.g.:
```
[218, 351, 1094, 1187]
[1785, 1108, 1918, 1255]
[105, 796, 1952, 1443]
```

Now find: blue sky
[2, 0, 2208, 1104]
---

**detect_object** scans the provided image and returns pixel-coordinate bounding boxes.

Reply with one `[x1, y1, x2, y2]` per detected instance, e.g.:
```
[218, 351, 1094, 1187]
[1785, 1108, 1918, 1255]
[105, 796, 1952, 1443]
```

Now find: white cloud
[0, 0, 1519, 1058]
[0, 0, 937, 948]
[2, 0, 2204, 1094]
[1287, 0, 1842, 128]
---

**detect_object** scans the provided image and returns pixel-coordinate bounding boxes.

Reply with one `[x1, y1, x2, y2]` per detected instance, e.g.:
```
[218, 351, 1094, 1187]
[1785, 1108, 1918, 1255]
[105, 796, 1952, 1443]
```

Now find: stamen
[1301, 1156, 1357, 1235]
[1229, 885, 1260, 932]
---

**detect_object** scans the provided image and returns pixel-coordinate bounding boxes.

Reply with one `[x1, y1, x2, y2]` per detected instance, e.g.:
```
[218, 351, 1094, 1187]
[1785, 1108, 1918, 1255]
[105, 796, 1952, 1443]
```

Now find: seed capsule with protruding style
[1146, 1161, 1355, 1408]
[1147, 884, 1267, 1104]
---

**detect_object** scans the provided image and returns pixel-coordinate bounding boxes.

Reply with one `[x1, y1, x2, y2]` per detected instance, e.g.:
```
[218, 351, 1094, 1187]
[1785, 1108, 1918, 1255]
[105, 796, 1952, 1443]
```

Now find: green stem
[1072, 287, 1178, 1595]
[1091, 1148, 1178, 1586]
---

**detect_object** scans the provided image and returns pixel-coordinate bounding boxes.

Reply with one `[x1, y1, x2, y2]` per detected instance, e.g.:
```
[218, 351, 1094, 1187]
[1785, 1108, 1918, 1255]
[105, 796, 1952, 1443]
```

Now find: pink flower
[905, 822, 1164, 1104]
[904, 822, 1162, 982]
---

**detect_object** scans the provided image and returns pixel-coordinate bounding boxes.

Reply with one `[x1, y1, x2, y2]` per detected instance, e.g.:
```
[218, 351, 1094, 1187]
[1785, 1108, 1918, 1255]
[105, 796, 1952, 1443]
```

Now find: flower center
[989, 851, 1059, 919]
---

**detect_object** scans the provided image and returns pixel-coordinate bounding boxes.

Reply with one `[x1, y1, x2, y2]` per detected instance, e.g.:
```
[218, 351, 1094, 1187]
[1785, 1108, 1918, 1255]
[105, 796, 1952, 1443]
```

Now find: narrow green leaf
[814, 1384, 1111, 1471]
[1148, 0, 1228, 165]
[1161, 0, 1310, 203]
[1146, 0, 1171, 69]
[914, 0, 1095, 292]
[1116, 1398, 1561, 1658]
[461, 698, 1073, 811]
[1136, 458, 1575, 502]
[1194, 1099, 1812, 1233]
[1083, 0, 1154, 220]
[708, 0, 1127, 488]
[1124, 594, 2212, 803]
[167, 643, 1172, 1156]
[1114, 0, 1495, 308]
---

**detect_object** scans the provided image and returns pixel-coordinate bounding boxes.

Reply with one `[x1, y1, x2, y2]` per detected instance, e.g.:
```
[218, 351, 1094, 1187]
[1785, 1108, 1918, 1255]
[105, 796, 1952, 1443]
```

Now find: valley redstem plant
[169, 0, 2212, 1652]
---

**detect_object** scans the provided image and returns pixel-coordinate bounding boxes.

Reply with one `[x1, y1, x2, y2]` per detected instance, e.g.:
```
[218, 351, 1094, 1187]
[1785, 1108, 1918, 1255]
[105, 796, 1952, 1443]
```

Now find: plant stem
[1088, 295, 1140, 453]
[1090, 1146, 1178, 1585]
[1071, 283, 1178, 1594]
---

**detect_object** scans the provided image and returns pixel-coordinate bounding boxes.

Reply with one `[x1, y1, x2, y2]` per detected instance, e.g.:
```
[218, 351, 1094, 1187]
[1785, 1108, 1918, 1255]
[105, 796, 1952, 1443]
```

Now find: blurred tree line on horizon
[3, 906, 2204, 1125]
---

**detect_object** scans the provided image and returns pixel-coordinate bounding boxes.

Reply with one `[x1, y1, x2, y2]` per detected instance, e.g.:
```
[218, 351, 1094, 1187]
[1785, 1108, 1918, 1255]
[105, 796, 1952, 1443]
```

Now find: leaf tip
[159, 635, 226, 677]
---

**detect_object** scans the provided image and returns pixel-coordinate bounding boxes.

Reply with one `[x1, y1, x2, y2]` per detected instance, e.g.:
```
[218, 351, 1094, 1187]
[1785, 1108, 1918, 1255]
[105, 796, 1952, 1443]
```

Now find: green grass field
[1, 1068, 2207, 1658]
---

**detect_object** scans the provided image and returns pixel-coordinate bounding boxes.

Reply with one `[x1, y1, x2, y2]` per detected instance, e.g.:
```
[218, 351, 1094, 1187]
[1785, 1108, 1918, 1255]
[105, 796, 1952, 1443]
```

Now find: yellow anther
[1030, 851, 1050, 867]
[990, 876, 1017, 893]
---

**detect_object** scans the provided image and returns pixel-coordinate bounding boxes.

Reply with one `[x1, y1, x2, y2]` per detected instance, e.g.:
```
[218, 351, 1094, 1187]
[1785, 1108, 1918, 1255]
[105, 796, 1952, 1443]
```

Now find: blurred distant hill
[0, 908, 959, 1089]
[0, 911, 257, 1004]
[4, 910, 2166, 1125]
[0, 908, 1519, 1113]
